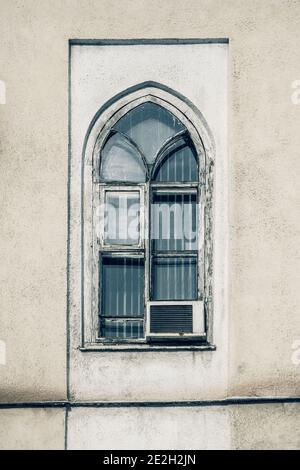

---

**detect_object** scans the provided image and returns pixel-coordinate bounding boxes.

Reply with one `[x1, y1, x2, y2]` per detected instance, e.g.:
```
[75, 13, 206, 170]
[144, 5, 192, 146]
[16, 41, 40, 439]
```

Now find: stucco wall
[64, 402, 300, 450]
[1, 0, 300, 450]
[1, 403, 299, 450]
[0, 408, 65, 450]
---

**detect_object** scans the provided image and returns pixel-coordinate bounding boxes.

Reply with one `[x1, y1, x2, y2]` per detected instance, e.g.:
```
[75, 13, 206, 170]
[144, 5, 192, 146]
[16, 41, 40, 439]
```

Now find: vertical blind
[101, 257, 144, 317]
[101, 256, 144, 339]
[152, 257, 197, 300]
[151, 191, 198, 300]
[152, 193, 197, 251]
[101, 319, 144, 339]
[154, 138, 198, 182]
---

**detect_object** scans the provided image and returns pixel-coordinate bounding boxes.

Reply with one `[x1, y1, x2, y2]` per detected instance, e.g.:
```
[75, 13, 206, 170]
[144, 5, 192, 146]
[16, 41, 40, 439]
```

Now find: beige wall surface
[1, 403, 300, 450]
[0, 0, 300, 403]
[0, 408, 65, 450]
[67, 403, 300, 450]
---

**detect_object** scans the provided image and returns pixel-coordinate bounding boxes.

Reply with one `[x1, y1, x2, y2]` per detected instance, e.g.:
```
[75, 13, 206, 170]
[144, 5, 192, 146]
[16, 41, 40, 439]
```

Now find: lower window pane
[101, 256, 144, 317]
[152, 257, 197, 300]
[101, 319, 144, 339]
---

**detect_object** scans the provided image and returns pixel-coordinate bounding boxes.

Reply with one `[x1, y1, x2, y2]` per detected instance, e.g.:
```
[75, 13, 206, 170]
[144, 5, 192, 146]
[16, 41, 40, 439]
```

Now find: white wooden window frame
[98, 185, 145, 250]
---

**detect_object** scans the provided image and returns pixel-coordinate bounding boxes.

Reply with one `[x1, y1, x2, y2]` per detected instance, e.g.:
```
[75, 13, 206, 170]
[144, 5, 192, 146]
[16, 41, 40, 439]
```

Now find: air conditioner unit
[146, 301, 206, 342]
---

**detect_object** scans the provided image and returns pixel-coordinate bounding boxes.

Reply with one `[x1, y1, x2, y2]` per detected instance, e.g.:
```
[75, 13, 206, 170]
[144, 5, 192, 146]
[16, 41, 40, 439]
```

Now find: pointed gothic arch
[82, 82, 215, 345]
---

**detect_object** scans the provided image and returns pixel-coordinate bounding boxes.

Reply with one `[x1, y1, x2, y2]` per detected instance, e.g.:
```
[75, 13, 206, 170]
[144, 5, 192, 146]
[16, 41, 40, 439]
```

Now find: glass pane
[154, 138, 198, 182]
[100, 132, 146, 182]
[113, 103, 185, 163]
[101, 257, 144, 317]
[152, 193, 197, 251]
[104, 192, 140, 245]
[101, 319, 144, 339]
[152, 257, 197, 301]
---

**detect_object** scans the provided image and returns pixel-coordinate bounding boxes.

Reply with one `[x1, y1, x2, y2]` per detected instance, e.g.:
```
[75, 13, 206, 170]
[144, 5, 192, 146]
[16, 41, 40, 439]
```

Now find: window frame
[82, 84, 214, 348]
[98, 185, 145, 250]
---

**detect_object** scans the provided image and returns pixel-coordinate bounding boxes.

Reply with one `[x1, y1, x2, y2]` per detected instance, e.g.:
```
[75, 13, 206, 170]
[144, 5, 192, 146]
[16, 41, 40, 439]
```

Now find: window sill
[79, 342, 216, 352]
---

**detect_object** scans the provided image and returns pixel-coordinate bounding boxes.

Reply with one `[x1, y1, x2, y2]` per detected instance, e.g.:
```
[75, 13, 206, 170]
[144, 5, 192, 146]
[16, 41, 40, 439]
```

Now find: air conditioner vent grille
[149, 304, 193, 333]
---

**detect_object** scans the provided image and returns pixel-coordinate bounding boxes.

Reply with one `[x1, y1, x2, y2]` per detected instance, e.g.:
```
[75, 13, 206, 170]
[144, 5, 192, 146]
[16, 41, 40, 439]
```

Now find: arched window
[85, 84, 214, 345]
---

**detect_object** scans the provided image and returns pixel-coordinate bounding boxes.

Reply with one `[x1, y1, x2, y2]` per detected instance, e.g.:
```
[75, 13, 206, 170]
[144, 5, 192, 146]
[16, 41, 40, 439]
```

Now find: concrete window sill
[79, 343, 216, 352]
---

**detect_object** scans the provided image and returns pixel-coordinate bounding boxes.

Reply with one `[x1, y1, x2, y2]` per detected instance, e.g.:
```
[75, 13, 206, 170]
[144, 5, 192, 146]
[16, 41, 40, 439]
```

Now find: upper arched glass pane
[153, 137, 198, 182]
[100, 132, 146, 182]
[113, 103, 185, 163]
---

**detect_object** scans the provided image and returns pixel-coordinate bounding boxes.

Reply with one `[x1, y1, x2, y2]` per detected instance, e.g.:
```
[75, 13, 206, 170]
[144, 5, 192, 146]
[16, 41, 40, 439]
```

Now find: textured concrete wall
[1, 403, 299, 450]
[0, 408, 65, 450]
[1, 0, 300, 449]
[67, 403, 300, 450]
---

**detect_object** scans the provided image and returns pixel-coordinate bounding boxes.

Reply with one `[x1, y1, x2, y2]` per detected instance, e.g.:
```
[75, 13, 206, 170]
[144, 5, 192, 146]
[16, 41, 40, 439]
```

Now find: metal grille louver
[149, 304, 193, 333]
